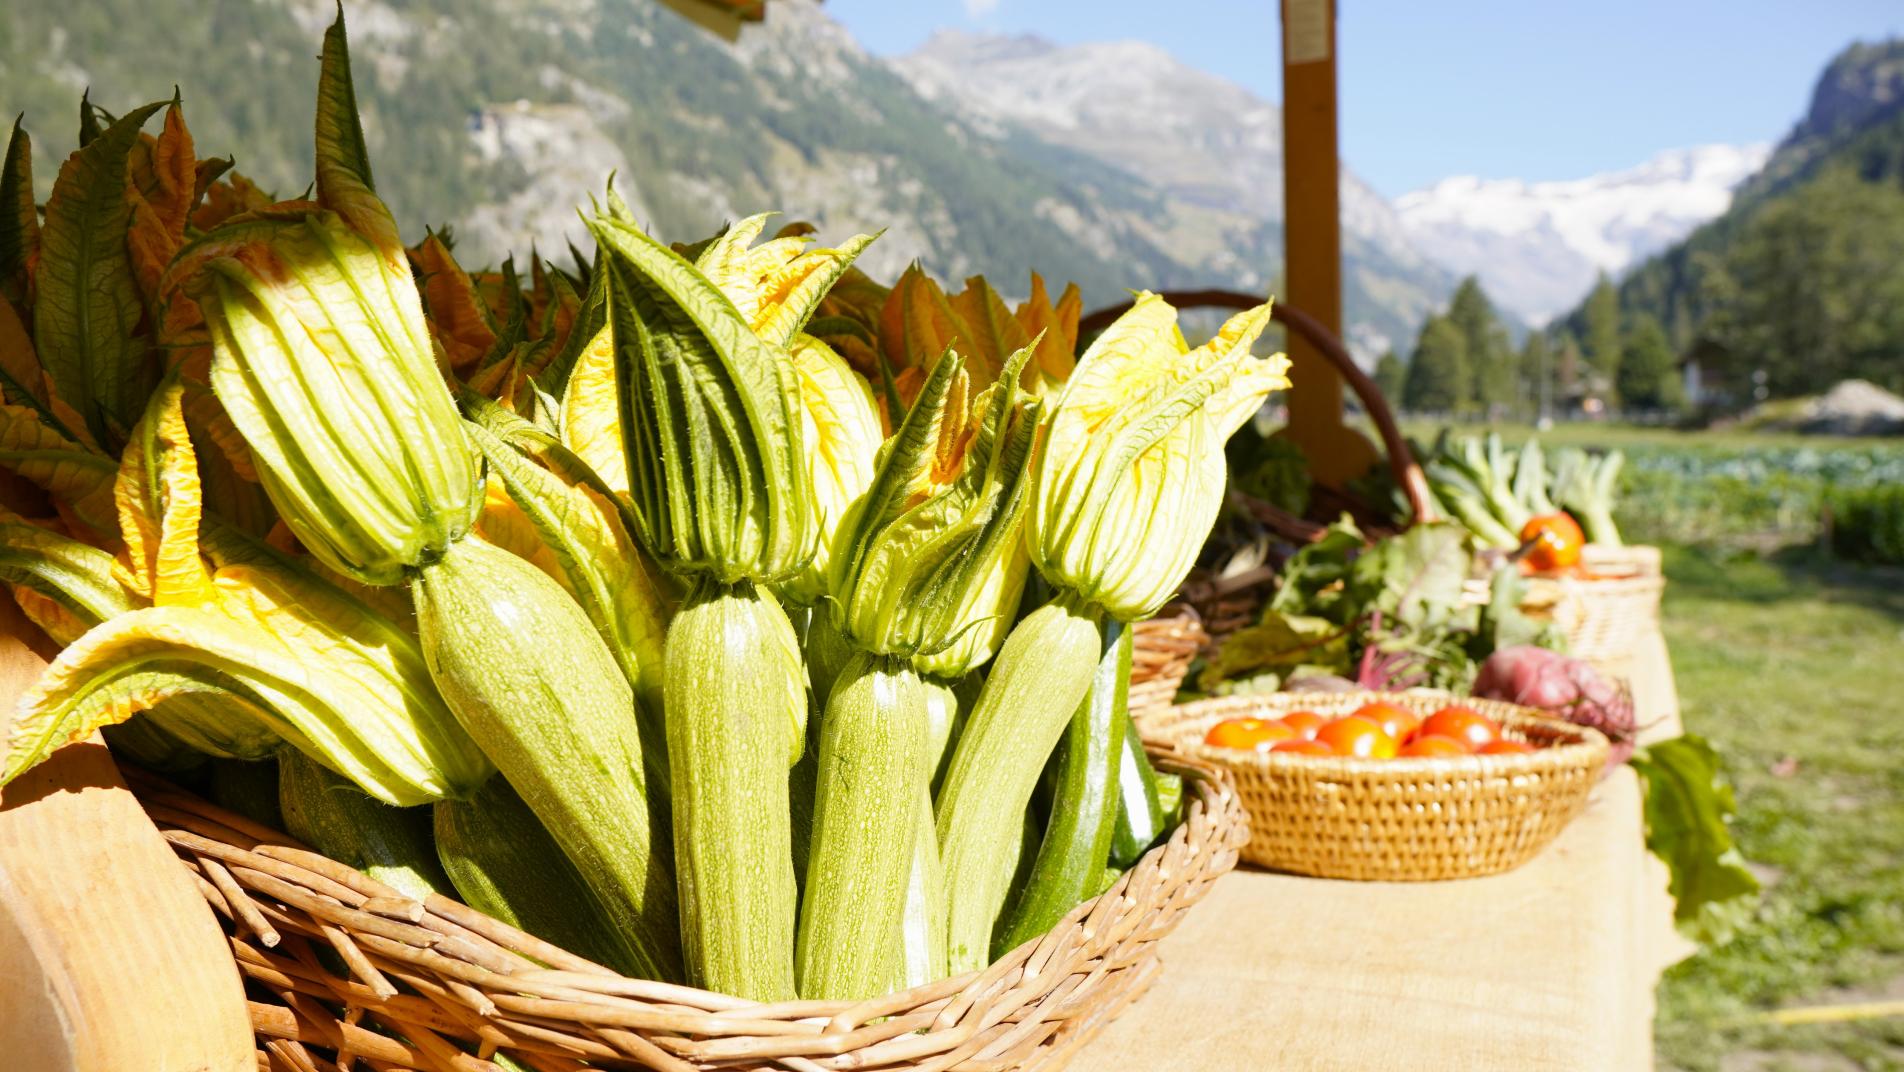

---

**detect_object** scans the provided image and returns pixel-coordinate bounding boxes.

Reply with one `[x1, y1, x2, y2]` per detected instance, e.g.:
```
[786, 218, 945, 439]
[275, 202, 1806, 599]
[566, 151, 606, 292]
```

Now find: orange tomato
[1520, 512, 1585, 572]
[1400, 734, 1471, 757]
[1479, 739, 1536, 755]
[1278, 711, 1328, 739]
[1354, 701, 1421, 745]
[1315, 716, 1399, 759]
[1204, 717, 1295, 753]
[1271, 738, 1336, 756]
[1418, 707, 1501, 751]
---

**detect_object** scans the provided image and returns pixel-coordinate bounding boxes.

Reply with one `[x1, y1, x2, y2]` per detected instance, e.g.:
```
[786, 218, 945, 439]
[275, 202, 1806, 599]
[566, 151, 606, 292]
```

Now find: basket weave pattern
[1139, 692, 1607, 882]
[1127, 606, 1207, 713]
[122, 750, 1245, 1072]
[1520, 546, 1666, 668]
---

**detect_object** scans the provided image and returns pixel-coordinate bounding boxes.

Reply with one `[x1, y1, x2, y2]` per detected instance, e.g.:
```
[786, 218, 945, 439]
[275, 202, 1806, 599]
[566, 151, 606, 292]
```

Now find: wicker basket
[1518, 570, 1665, 669]
[121, 749, 1245, 1072]
[1139, 692, 1608, 882]
[1127, 605, 1207, 713]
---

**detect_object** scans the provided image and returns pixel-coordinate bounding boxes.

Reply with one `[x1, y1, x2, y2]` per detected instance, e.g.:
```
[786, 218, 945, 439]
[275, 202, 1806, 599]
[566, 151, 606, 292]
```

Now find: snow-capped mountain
[896, 30, 1456, 357]
[1396, 144, 1770, 325]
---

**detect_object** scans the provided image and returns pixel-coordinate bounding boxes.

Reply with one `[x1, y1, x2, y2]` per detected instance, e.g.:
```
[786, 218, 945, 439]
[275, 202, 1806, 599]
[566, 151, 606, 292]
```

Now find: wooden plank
[1279, 0, 1378, 486]
[0, 593, 254, 1071]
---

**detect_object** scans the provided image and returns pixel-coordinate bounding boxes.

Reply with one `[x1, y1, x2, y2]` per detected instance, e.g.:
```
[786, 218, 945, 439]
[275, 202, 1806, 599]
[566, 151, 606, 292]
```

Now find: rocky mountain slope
[1396, 144, 1768, 326]
[0, 0, 1456, 360]
[1556, 37, 1904, 350]
[896, 30, 1455, 356]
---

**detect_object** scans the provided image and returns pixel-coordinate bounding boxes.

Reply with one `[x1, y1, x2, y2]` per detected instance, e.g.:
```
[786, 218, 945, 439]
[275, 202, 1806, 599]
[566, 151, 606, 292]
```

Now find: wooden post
[0, 593, 254, 1070]
[1279, 0, 1378, 485]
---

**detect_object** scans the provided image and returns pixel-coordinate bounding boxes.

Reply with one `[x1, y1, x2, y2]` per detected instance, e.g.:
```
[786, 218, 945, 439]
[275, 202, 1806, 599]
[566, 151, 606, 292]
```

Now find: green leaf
[1345, 521, 1473, 632]
[1629, 734, 1760, 947]
[0, 115, 37, 307]
[316, 5, 374, 194]
[1267, 517, 1365, 621]
[313, 4, 399, 251]
[34, 100, 166, 451]
[1198, 611, 1349, 694]
[76, 91, 108, 149]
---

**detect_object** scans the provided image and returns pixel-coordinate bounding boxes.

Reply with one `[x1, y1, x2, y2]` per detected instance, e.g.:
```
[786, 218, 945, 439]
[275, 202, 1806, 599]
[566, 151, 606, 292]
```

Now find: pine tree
[1446, 277, 1514, 410]
[1373, 349, 1406, 406]
[1402, 315, 1470, 414]
[1553, 328, 1584, 399]
[1616, 313, 1685, 411]
[1583, 273, 1624, 400]
[1518, 332, 1552, 415]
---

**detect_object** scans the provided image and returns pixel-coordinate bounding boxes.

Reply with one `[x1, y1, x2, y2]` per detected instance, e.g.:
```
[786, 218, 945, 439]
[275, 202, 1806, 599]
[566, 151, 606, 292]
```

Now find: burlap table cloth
[1075, 622, 1689, 1070]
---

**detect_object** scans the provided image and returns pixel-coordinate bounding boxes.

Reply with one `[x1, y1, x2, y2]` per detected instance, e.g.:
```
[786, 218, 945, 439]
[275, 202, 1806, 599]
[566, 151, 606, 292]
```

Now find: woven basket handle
[1079, 290, 1436, 527]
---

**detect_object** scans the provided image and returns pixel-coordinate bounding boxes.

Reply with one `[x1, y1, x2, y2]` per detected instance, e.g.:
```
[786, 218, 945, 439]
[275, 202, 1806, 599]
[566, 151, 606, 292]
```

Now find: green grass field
[1654, 544, 1904, 1071]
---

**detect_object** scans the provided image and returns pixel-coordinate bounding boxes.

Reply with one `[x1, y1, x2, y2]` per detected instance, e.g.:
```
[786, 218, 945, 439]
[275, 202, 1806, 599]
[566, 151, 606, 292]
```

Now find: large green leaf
[34, 100, 166, 451]
[1629, 734, 1761, 947]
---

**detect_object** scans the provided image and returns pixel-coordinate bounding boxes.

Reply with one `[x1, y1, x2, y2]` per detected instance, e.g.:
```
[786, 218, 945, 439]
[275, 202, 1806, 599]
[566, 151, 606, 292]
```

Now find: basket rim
[1146, 690, 1610, 782]
[122, 744, 1248, 1070]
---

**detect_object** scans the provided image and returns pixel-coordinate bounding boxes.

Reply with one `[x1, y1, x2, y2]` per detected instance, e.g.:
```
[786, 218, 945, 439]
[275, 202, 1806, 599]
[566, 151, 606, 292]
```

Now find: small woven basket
[1128, 605, 1208, 713]
[1519, 570, 1665, 670]
[122, 748, 1245, 1072]
[1139, 692, 1607, 882]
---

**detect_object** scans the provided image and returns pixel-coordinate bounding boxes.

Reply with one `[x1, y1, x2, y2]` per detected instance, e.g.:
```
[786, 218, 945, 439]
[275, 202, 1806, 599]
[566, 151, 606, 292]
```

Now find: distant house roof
[655, 0, 773, 40]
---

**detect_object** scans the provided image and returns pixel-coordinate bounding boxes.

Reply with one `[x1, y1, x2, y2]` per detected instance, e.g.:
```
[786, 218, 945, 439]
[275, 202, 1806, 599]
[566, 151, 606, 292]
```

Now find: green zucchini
[209, 758, 283, 832]
[666, 580, 804, 1001]
[920, 674, 962, 796]
[414, 535, 680, 981]
[1109, 708, 1169, 869]
[936, 595, 1103, 973]
[796, 653, 927, 1000]
[277, 751, 449, 901]
[991, 620, 1129, 956]
[895, 785, 946, 991]
[434, 777, 648, 974]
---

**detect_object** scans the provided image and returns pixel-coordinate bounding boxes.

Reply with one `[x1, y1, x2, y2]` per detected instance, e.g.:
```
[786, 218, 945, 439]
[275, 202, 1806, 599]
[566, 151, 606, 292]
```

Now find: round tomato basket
[1139, 691, 1609, 882]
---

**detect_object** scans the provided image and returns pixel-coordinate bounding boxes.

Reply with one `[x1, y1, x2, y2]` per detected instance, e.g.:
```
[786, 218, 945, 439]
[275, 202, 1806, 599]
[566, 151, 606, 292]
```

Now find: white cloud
[963, 0, 1000, 16]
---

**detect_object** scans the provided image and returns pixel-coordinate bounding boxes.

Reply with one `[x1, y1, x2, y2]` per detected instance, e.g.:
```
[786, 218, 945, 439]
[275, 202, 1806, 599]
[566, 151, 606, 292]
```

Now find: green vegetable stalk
[992, 619, 1130, 956]
[415, 535, 681, 980]
[592, 213, 819, 1000]
[802, 346, 1039, 997]
[278, 750, 450, 902]
[940, 293, 1287, 973]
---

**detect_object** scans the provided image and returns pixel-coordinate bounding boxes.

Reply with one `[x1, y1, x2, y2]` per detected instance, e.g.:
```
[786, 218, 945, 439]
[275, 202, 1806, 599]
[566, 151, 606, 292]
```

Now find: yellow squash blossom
[1027, 292, 1290, 621]
[168, 206, 478, 586]
[2, 380, 490, 802]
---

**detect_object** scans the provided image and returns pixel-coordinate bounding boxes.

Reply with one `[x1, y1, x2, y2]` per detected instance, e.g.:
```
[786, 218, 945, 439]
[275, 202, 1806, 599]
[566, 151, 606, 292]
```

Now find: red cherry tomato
[1418, 707, 1501, 751]
[1204, 717, 1295, 753]
[1354, 701, 1421, 745]
[1277, 711, 1328, 739]
[1271, 738, 1336, 756]
[1400, 734, 1471, 757]
[1315, 716, 1399, 759]
[1479, 739, 1536, 755]
[1520, 512, 1586, 573]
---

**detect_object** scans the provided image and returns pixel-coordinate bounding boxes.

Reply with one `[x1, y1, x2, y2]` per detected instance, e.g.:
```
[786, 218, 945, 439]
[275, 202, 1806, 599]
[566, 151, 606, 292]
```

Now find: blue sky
[828, 1, 1904, 199]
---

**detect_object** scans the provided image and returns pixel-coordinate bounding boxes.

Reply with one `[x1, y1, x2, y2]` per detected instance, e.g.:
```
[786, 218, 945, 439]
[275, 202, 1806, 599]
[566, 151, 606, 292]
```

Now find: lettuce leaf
[1629, 734, 1760, 947]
